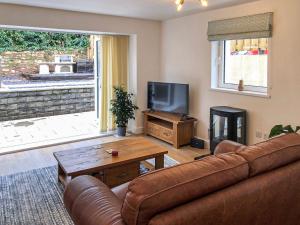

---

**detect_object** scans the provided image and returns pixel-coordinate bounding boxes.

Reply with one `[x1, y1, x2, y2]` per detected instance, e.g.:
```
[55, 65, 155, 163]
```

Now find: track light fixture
[175, 0, 208, 11]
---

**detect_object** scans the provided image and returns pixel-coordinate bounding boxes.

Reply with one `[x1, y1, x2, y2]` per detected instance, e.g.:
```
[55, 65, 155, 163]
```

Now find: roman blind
[207, 12, 273, 41]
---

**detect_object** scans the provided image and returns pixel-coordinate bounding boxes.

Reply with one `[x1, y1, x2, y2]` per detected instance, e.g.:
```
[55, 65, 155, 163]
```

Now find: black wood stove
[210, 106, 247, 154]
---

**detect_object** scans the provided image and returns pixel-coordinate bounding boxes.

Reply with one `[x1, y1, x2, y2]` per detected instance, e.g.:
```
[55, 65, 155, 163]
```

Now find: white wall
[1, 1, 299, 144]
[161, 0, 300, 144]
[0, 3, 161, 132]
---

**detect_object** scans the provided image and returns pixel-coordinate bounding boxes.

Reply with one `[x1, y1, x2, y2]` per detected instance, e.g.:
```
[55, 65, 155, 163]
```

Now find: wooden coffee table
[53, 137, 168, 188]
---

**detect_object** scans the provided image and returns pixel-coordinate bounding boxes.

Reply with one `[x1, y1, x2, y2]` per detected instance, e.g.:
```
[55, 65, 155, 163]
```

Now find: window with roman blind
[209, 12, 273, 96]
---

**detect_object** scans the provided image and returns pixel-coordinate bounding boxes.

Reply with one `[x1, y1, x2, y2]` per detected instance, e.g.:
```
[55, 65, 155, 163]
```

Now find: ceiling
[0, 0, 260, 21]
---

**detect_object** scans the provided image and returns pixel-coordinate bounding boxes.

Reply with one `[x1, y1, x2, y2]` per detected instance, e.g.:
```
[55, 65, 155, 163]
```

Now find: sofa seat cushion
[237, 133, 300, 177]
[121, 153, 249, 225]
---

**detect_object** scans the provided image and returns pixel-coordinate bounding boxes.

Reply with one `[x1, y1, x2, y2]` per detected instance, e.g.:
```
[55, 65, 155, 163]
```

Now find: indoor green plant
[110, 86, 139, 136]
[269, 125, 300, 138]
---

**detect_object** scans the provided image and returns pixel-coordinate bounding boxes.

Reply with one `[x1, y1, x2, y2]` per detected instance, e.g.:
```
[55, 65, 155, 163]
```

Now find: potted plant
[269, 125, 300, 138]
[110, 86, 139, 136]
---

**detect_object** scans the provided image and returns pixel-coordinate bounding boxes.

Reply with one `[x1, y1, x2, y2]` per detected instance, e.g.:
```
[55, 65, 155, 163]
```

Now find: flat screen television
[147, 82, 189, 115]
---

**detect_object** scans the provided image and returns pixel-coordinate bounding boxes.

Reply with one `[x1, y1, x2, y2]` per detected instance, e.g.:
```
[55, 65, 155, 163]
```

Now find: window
[207, 12, 273, 96]
[212, 38, 270, 94]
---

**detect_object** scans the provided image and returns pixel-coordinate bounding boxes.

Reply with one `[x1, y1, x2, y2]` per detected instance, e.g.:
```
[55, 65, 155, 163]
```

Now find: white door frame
[94, 39, 102, 121]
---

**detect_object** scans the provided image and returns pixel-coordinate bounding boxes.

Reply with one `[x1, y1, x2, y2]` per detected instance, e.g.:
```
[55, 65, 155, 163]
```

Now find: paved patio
[0, 112, 110, 154]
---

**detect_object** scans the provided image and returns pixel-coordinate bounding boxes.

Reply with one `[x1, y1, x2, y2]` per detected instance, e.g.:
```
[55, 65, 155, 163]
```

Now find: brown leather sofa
[64, 133, 300, 225]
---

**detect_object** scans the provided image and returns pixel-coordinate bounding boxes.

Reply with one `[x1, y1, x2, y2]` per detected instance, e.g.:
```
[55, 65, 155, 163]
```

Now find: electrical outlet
[256, 131, 262, 139]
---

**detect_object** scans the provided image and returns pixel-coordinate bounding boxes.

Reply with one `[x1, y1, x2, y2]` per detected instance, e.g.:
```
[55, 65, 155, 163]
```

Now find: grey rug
[0, 166, 73, 225]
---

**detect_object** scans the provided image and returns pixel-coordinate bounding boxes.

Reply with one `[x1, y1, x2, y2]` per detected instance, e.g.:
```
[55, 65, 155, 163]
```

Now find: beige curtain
[99, 35, 129, 132]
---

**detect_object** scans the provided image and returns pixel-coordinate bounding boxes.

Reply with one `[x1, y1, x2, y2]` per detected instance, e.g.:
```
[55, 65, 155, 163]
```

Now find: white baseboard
[128, 126, 144, 134]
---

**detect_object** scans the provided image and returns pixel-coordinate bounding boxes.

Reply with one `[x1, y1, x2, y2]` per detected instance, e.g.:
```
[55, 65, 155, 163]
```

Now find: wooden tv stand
[143, 111, 197, 149]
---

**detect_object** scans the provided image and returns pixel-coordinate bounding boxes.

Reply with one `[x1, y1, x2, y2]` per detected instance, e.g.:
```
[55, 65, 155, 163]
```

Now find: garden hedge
[0, 30, 89, 53]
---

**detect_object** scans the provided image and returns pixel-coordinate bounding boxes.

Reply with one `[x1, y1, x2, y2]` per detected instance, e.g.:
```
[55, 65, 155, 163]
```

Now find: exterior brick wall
[0, 50, 87, 76]
[0, 87, 94, 122]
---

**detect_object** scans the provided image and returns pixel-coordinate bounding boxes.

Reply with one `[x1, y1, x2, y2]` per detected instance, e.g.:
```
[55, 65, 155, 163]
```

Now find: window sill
[210, 87, 271, 98]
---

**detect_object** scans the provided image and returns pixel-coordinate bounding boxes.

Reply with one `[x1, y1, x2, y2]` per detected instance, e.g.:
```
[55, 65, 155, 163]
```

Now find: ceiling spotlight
[177, 4, 183, 11]
[175, 0, 208, 11]
[200, 0, 208, 7]
[175, 0, 185, 11]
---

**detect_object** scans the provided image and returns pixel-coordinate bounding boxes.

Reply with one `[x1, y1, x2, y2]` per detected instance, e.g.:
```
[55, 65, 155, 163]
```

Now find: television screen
[147, 82, 189, 115]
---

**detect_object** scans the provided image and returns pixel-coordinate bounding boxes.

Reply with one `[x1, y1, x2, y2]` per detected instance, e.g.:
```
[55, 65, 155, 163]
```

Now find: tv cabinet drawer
[147, 122, 161, 137]
[147, 122, 174, 143]
[160, 127, 174, 143]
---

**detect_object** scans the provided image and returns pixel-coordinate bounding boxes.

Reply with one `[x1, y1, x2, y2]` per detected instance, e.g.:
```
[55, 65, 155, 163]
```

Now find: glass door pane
[237, 116, 245, 143]
[212, 115, 228, 140]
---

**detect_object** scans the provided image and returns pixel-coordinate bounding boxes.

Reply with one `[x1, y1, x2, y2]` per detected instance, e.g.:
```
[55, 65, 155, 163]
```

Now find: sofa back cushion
[148, 160, 300, 225]
[121, 153, 249, 225]
[237, 133, 300, 177]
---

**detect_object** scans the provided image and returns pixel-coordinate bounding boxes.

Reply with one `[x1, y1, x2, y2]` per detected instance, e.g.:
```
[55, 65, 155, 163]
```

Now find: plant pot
[117, 126, 126, 137]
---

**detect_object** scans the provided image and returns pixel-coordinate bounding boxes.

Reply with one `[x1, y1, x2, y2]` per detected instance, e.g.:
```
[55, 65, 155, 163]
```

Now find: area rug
[140, 155, 179, 174]
[0, 166, 74, 225]
[0, 156, 179, 225]
[147, 155, 179, 168]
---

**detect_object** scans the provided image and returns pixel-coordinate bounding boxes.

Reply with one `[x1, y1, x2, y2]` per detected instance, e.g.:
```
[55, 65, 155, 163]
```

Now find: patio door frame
[94, 40, 102, 121]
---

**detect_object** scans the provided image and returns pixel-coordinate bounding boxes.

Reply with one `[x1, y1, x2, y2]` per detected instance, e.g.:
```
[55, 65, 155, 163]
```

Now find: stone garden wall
[0, 50, 88, 76]
[0, 87, 94, 122]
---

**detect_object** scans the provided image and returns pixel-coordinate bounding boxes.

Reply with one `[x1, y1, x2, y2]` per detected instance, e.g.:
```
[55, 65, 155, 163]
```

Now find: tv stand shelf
[143, 111, 197, 149]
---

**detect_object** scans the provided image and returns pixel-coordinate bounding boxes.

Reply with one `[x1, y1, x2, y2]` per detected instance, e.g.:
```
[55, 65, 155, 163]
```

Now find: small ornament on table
[112, 150, 119, 157]
[238, 80, 244, 91]
[105, 149, 119, 157]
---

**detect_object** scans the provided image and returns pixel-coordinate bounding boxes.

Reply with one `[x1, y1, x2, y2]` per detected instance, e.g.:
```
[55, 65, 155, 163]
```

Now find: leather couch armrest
[112, 182, 129, 202]
[64, 175, 126, 225]
[214, 140, 246, 155]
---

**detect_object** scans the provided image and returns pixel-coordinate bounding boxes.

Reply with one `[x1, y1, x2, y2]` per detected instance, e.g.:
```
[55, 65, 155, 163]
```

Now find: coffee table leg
[57, 165, 72, 188]
[155, 155, 164, 169]
[58, 165, 63, 183]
